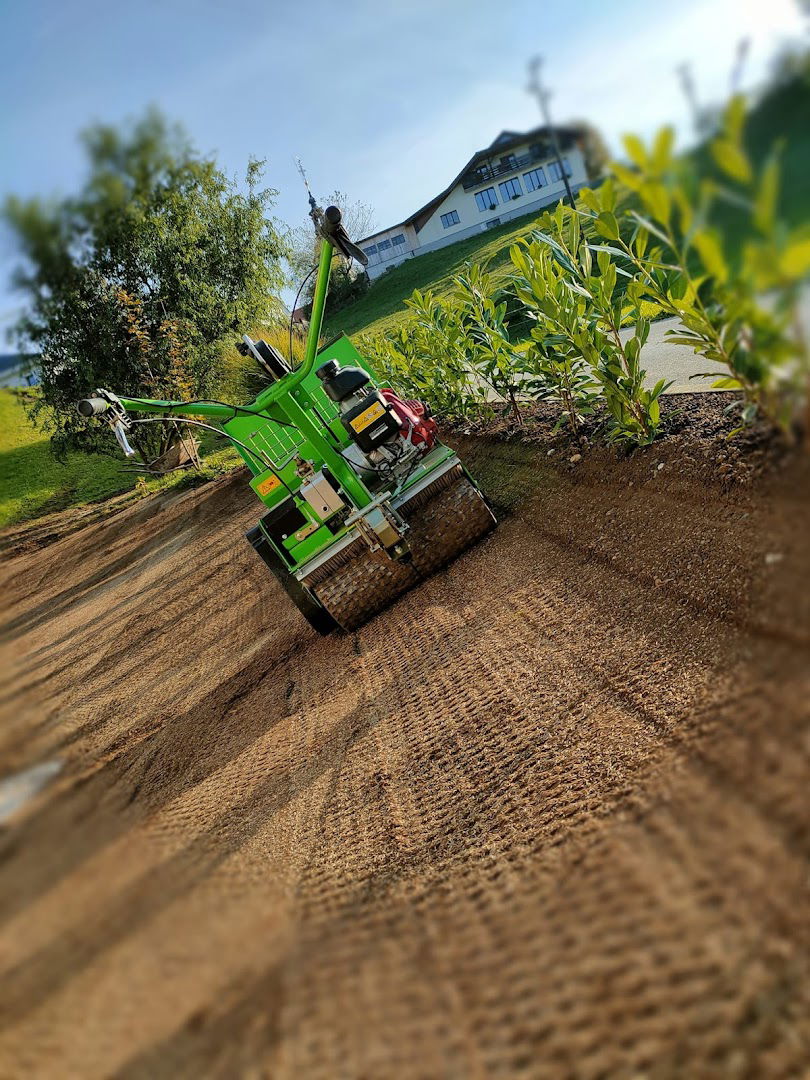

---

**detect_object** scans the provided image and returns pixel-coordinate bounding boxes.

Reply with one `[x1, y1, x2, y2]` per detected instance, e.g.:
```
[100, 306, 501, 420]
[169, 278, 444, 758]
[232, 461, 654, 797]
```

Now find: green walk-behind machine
[77, 196, 496, 633]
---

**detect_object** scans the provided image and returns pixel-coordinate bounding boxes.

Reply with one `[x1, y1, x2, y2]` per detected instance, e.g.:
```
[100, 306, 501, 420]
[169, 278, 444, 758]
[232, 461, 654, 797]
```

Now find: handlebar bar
[76, 393, 135, 456]
[77, 397, 112, 417]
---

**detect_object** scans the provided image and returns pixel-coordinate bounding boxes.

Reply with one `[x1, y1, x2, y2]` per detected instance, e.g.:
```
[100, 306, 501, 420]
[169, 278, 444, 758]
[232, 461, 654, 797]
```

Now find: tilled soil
[0, 429, 808, 1079]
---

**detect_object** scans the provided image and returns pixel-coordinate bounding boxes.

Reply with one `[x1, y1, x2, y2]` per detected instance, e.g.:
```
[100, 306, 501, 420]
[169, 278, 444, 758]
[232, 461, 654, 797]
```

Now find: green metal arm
[252, 235, 334, 410]
[116, 397, 242, 419]
[102, 231, 374, 510]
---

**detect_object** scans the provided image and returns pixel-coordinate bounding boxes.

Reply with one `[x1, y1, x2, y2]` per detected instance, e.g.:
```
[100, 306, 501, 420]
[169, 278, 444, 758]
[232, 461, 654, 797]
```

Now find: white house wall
[361, 222, 418, 279]
[359, 142, 589, 280]
[415, 145, 587, 249]
[416, 193, 569, 257]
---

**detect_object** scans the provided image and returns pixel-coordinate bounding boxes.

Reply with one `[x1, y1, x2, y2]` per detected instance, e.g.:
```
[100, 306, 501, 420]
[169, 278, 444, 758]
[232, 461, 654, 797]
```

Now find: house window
[498, 177, 522, 201]
[548, 157, 572, 182]
[475, 187, 498, 213]
[391, 234, 405, 246]
[441, 210, 460, 229]
[499, 153, 517, 169]
[363, 244, 377, 255]
[523, 167, 547, 192]
[485, 218, 501, 230]
[377, 238, 392, 251]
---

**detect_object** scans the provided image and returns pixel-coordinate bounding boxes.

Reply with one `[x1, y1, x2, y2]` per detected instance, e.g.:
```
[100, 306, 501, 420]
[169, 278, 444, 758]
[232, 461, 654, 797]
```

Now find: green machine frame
[80, 212, 495, 632]
[114, 237, 456, 575]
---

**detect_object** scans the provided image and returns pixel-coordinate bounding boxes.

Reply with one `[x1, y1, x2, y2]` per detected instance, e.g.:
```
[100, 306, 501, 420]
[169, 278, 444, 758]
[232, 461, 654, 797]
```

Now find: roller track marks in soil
[0, 628, 303, 926]
[0, 451, 808, 1078]
[0, 693, 381, 1032]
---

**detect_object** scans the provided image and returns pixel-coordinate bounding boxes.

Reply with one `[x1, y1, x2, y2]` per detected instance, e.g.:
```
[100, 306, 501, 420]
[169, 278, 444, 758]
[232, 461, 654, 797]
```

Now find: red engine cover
[380, 389, 438, 452]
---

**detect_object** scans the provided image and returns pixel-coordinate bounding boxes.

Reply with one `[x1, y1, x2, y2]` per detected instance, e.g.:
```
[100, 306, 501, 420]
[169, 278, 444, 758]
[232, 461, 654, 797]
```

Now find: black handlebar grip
[77, 397, 110, 417]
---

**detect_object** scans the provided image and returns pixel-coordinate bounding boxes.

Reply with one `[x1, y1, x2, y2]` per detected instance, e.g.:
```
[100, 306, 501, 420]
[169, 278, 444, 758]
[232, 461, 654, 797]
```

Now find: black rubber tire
[246, 525, 338, 635]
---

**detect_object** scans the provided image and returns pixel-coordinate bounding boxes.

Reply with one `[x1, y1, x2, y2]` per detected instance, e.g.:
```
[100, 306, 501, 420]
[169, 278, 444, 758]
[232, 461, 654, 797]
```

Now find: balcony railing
[461, 148, 551, 191]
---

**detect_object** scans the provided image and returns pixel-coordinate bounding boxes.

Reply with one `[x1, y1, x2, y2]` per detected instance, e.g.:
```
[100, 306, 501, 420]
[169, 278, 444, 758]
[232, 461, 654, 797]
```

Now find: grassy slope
[326, 70, 810, 344]
[0, 389, 241, 529]
[324, 210, 545, 341]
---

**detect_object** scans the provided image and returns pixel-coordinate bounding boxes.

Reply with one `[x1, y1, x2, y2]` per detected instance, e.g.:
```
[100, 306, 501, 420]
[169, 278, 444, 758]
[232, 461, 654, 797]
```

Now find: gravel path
[637, 285, 810, 393]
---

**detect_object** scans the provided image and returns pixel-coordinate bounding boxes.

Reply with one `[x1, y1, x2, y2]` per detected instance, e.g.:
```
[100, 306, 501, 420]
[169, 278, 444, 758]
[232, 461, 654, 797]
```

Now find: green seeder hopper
[77, 199, 495, 633]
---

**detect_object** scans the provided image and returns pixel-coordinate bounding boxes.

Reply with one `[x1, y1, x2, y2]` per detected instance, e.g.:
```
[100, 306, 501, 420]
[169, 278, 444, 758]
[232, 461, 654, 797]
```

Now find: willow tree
[4, 109, 288, 460]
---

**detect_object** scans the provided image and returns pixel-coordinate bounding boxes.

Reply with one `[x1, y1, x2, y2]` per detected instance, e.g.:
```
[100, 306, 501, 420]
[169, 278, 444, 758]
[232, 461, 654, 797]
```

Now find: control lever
[112, 419, 136, 457]
[320, 205, 369, 267]
[77, 389, 136, 457]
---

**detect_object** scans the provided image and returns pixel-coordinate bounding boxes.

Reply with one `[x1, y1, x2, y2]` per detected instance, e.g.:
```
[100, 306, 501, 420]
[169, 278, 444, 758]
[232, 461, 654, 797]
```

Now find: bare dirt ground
[0, 425, 808, 1079]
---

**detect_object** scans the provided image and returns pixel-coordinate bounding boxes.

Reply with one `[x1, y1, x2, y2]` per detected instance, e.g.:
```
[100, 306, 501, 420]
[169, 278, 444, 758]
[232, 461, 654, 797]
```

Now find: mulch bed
[445, 391, 795, 488]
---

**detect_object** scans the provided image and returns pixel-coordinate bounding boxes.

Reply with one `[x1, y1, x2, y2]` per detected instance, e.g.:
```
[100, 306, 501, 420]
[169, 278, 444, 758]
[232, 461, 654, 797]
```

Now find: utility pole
[729, 37, 750, 95]
[676, 62, 702, 137]
[527, 56, 575, 207]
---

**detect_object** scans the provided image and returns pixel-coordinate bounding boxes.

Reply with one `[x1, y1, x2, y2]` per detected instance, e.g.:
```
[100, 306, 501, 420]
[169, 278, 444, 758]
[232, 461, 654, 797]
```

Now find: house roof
[357, 123, 584, 243]
[489, 130, 522, 147]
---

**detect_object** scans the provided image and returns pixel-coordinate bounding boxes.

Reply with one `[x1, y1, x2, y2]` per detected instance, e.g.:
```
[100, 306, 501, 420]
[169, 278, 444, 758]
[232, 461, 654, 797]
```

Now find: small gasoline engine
[316, 358, 438, 488]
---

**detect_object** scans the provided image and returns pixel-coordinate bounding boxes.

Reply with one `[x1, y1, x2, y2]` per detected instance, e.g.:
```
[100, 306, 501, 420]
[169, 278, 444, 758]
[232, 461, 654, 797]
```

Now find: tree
[568, 120, 611, 182]
[3, 109, 289, 460]
[287, 189, 376, 315]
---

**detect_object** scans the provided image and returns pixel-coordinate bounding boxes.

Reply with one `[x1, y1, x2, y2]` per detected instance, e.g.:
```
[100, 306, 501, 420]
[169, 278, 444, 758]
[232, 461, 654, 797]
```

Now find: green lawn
[324, 209, 546, 341]
[0, 388, 241, 529]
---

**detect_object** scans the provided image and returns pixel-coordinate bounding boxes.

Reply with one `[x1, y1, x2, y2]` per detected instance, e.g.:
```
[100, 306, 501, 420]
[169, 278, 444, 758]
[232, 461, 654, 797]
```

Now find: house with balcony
[358, 124, 590, 279]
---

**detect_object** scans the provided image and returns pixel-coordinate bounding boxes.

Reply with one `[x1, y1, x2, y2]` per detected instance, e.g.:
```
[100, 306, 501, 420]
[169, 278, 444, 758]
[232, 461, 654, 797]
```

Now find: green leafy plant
[510, 246, 598, 438]
[523, 336, 600, 438]
[453, 264, 526, 425]
[588, 97, 809, 436]
[511, 196, 670, 445]
[360, 288, 485, 422]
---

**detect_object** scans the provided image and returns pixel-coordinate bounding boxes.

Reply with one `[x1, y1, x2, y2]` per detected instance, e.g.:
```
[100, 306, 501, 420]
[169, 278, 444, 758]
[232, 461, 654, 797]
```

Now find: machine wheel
[312, 546, 420, 632]
[402, 470, 496, 578]
[246, 525, 338, 636]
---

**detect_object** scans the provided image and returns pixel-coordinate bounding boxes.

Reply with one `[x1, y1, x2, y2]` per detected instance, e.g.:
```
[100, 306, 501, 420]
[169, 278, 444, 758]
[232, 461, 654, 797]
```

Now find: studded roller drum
[402, 467, 496, 578]
[304, 465, 495, 631]
[310, 543, 420, 632]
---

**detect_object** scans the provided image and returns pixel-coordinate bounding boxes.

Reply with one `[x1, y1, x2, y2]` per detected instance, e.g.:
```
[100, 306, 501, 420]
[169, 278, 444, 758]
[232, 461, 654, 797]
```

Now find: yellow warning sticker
[350, 400, 386, 433]
[256, 473, 282, 496]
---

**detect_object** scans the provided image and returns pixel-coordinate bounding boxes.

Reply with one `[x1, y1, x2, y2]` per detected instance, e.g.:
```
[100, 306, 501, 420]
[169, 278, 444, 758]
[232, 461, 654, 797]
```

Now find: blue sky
[0, 0, 805, 338]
